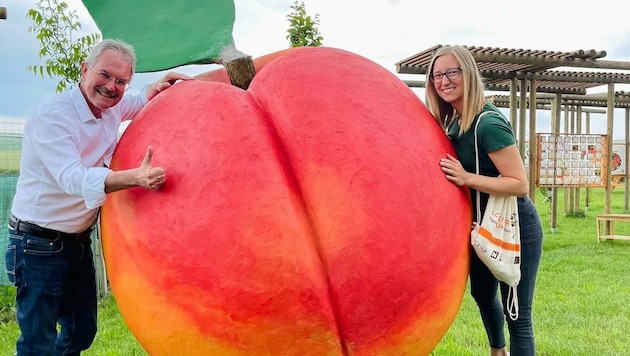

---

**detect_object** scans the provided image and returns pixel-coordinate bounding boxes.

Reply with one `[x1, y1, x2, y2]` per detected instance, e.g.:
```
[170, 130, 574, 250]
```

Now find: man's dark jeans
[5, 228, 97, 356]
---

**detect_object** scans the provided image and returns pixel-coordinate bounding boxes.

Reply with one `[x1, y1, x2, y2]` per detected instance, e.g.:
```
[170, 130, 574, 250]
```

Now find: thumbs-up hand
[139, 146, 166, 191]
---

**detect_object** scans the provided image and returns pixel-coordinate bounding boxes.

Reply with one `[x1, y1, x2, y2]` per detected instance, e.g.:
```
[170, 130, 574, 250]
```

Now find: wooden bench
[596, 214, 630, 242]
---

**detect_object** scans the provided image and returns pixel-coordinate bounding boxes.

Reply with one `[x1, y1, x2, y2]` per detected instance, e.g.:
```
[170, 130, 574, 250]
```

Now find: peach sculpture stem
[219, 44, 256, 90]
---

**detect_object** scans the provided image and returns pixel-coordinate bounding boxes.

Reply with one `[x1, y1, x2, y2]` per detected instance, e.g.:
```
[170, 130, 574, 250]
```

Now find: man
[5, 39, 192, 355]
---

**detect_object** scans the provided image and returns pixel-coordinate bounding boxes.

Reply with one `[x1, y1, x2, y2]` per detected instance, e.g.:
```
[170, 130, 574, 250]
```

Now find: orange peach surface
[101, 47, 472, 355]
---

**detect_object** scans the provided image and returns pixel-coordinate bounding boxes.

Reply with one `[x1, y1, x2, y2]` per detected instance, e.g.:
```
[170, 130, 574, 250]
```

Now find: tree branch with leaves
[286, 1, 323, 48]
[27, 0, 100, 93]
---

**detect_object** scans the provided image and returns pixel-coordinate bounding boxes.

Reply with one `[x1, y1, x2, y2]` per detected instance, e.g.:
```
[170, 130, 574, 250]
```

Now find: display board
[536, 133, 609, 187]
[611, 142, 627, 177]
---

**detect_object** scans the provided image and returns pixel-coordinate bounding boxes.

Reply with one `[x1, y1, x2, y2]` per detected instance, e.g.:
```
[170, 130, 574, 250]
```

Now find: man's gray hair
[85, 39, 137, 78]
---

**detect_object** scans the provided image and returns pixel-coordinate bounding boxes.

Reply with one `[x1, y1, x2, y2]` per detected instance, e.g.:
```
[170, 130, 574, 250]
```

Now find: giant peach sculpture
[101, 47, 472, 355]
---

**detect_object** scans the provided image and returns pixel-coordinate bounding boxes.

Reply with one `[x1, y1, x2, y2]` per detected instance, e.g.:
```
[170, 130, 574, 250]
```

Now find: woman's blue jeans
[470, 196, 543, 356]
[5, 229, 98, 356]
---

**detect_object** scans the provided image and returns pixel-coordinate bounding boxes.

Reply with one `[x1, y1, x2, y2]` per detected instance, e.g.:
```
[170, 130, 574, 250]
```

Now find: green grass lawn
[1, 188, 629, 355]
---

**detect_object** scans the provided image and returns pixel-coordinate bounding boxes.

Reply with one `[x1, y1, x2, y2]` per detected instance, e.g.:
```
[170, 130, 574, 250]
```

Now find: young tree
[27, 0, 100, 93]
[286, 1, 323, 48]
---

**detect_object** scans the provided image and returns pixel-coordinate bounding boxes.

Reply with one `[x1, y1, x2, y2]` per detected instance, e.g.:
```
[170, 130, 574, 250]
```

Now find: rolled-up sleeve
[83, 166, 112, 209]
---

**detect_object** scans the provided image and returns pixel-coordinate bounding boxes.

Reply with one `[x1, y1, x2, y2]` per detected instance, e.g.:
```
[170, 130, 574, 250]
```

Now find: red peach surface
[101, 47, 472, 356]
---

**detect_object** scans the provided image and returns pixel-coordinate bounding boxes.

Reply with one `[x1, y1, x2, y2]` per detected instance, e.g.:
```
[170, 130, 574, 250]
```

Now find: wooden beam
[402, 81, 630, 108]
[472, 52, 630, 71]
[485, 83, 586, 95]
[404, 80, 426, 88]
[479, 69, 630, 84]
[404, 80, 588, 95]
[397, 65, 426, 75]
[489, 97, 607, 113]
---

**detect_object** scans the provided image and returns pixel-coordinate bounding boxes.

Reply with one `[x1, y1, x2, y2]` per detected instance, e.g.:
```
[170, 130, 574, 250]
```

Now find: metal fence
[0, 121, 23, 286]
[0, 174, 18, 286]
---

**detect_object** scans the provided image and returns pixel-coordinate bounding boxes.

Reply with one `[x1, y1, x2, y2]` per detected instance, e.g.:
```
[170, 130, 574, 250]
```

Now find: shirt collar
[70, 84, 101, 123]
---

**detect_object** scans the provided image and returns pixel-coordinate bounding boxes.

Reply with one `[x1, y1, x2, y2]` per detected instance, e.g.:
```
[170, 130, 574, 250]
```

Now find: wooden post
[625, 107, 630, 212]
[528, 79, 537, 201]
[585, 112, 591, 210]
[509, 77, 517, 130]
[568, 106, 575, 213]
[563, 106, 569, 216]
[92, 217, 109, 298]
[0, 7, 7, 20]
[550, 93, 562, 233]
[518, 79, 527, 158]
[575, 106, 582, 211]
[604, 83, 615, 235]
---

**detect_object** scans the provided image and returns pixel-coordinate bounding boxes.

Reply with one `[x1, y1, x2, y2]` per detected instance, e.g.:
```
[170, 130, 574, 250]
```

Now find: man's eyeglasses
[429, 67, 462, 82]
[89, 65, 130, 89]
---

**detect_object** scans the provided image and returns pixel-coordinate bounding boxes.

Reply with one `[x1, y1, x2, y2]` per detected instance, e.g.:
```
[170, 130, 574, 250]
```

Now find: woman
[426, 45, 544, 356]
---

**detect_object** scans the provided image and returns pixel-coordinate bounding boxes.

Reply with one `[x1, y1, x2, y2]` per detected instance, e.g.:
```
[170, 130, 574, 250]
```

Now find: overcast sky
[2, 0, 630, 139]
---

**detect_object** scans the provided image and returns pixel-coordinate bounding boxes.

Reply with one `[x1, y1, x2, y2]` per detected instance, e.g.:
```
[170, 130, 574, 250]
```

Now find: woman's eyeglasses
[429, 67, 462, 82]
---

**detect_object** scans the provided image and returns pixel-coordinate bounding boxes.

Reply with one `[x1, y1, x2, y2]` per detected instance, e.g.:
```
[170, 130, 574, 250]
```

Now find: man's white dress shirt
[11, 85, 148, 233]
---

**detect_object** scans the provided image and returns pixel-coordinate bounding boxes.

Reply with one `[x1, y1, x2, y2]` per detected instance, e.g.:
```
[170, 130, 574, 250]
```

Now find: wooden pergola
[396, 45, 630, 230]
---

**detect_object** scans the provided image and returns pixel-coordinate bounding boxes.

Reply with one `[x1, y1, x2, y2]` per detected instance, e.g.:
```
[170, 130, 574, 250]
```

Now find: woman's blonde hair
[425, 45, 487, 135]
